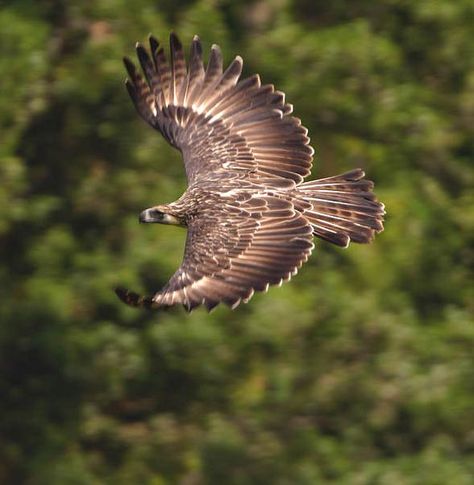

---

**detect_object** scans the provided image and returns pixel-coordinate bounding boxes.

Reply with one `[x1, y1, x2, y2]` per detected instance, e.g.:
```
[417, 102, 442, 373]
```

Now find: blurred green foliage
[0, 0, 473, 483]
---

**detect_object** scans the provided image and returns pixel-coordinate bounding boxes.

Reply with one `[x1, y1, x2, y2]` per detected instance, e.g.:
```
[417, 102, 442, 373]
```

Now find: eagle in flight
[116, 33, 385, 311]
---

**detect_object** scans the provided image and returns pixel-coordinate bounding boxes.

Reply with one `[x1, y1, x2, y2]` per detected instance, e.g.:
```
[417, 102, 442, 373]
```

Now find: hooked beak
[139, 208, 182, 225]
[139, 208, 160, 223]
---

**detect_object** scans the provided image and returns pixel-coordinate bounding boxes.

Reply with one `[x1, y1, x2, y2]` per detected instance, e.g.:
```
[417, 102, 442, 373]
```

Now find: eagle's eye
[151, 209, 164, 220]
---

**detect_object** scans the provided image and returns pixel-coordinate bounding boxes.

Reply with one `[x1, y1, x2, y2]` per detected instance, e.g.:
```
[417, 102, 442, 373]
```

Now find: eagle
[115, 33, 385, 311]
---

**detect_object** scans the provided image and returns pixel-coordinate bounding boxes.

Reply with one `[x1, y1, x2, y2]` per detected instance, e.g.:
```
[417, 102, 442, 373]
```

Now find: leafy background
[1, 0, 473, 483]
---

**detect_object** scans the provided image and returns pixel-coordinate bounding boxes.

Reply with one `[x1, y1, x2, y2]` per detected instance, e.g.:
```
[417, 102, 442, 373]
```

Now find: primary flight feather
[116, 33, 385, 311]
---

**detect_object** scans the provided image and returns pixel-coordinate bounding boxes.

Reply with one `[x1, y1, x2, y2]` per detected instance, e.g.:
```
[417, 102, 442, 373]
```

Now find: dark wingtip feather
[123, 56, 137, 78]
[170, 31, 183, 50]
[203, 44, 223, 83]
[226, 56, 243, 77]
[149, 35, 159, 54]
[210, 43, 222, 61]
[135, 41, 143, 51]
[115, 287, 153, 308]
[115, 287, 140, 306]
[124, 79, 137, 100]
[192, 35, 202, 54]
[136, 43, 152, 69]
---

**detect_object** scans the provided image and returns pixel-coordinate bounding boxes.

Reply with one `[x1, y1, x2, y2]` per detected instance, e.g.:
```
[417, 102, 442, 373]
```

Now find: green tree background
[1, 0, 473, 483]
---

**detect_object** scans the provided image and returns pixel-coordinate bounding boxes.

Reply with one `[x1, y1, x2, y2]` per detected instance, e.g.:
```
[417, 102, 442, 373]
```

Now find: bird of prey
[116, 33, 385, 311]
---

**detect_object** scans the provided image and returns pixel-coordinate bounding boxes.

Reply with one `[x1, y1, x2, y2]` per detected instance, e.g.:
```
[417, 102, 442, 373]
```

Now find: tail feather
[297, 169, 385, 247]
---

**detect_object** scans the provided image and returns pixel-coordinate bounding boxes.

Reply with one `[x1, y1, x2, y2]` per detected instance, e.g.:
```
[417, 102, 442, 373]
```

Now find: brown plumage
[116, 33, 385, 311]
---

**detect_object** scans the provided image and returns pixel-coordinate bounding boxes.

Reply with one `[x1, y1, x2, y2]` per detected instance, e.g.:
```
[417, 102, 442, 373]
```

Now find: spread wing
[123, 33, 314, 187]
[116, 196, 314, 311]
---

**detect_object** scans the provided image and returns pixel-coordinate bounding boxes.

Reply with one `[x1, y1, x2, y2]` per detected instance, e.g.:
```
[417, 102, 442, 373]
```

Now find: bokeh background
[1, 0, 473, 483]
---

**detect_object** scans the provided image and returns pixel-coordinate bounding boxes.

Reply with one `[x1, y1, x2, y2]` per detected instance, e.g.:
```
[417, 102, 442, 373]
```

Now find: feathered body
[116, 33, 385, 311]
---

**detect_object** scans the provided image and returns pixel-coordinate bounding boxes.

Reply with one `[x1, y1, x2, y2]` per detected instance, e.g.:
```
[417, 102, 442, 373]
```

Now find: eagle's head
[139, 205, 184, 226]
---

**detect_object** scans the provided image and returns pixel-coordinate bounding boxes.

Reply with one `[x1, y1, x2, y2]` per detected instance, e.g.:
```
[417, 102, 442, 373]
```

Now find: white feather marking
[231, 298, 241, 310]
[242, 288, 254, 303]
[307, 210, 369, 230]
[182, 285, 189, 306]
[303, 197, 375, 208]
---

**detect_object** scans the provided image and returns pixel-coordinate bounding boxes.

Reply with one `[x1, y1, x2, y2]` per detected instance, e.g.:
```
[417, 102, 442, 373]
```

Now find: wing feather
[184, 35, 205, 108]
[153, 46, 171, 107]
[123, 33, 314, 185]
[169, 33, 186, 99]
[116, 196, 314, 311]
